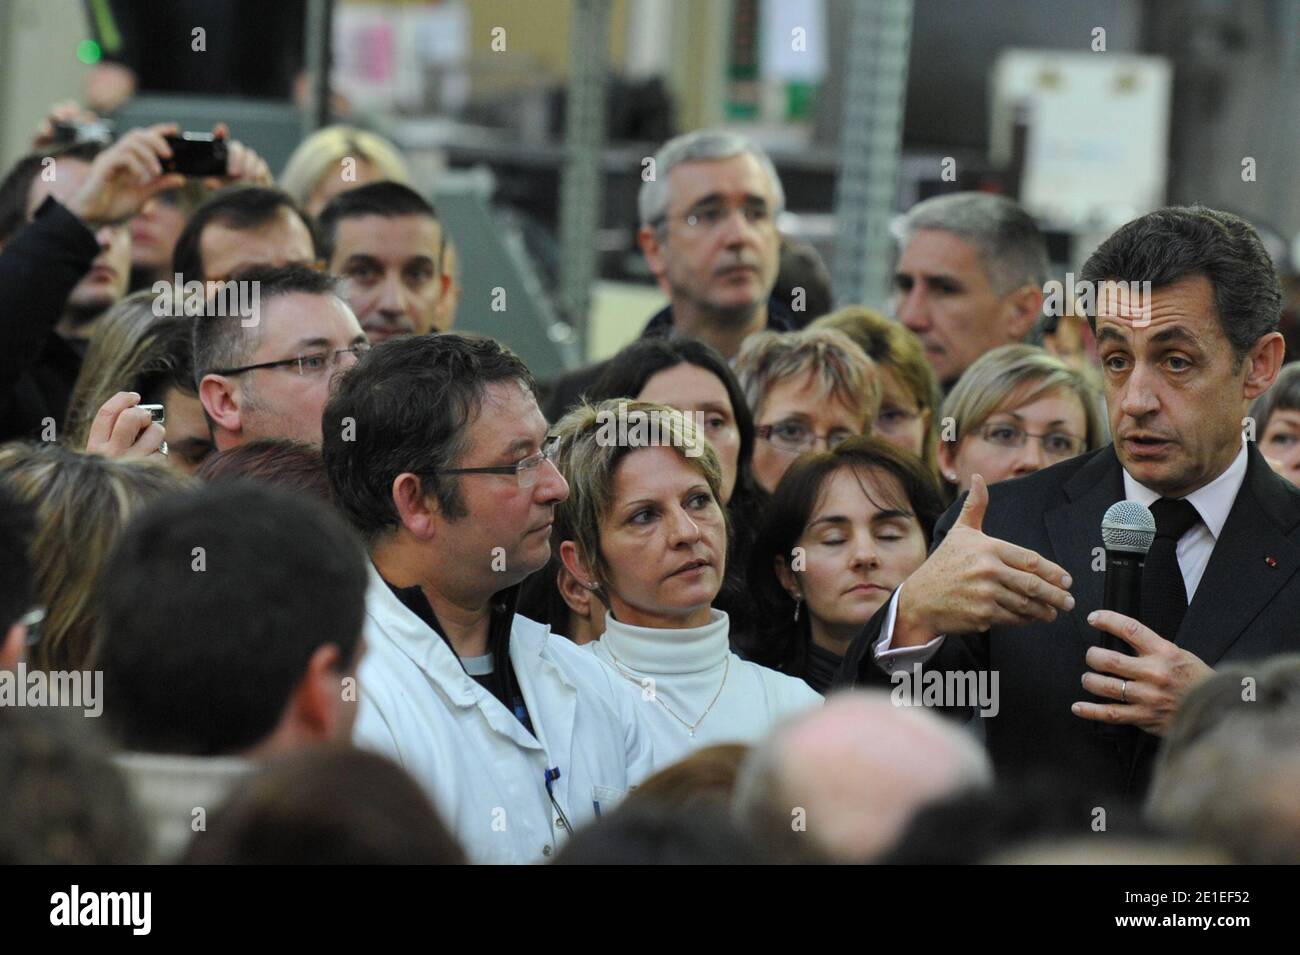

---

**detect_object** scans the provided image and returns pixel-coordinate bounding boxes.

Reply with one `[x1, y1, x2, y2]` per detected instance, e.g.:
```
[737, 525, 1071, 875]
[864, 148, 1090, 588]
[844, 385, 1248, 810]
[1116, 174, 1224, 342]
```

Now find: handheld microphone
[1100, 501, 1157, 656]
[1097, 501, 1156, 742]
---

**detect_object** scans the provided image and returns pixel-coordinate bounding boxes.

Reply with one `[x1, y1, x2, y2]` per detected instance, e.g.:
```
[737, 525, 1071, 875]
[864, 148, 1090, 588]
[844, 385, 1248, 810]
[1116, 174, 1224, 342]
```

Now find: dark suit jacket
[0, 197, 99, 443]
[835, 442, 1300, 800]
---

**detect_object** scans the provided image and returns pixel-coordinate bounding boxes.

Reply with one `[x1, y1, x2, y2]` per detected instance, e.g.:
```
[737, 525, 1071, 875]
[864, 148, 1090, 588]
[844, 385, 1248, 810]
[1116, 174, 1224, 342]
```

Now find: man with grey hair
[544, 129, 794, 420]
[732, 691, 991, 863]
[1146, 712, 1300, 863]
[893, 191, 1049, 388]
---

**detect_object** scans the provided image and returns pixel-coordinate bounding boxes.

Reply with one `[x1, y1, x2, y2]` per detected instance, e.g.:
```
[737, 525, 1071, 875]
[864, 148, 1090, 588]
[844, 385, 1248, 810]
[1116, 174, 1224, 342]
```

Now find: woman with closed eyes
[749, 436, 944, 692]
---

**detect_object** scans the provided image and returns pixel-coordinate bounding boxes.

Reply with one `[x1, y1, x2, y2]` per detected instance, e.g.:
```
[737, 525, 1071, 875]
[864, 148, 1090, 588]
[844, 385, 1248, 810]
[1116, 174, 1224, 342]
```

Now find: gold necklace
[605, 647, 730, 738]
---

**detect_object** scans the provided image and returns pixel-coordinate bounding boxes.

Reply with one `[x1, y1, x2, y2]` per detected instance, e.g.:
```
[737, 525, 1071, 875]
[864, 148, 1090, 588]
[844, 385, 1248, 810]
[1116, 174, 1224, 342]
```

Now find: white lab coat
[353, 566, 654, 864]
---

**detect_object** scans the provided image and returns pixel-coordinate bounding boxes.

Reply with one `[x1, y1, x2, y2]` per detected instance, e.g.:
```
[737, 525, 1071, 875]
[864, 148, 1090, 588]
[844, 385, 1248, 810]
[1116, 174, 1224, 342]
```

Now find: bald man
[732, 691, 991, 862]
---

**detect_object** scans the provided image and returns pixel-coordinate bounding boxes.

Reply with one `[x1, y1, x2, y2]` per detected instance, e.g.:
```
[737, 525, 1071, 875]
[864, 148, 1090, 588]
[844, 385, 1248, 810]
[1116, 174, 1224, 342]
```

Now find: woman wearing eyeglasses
[937, 344, 1105, 496]
[551, 400, 822, 769]
[734, 328, 882, 494]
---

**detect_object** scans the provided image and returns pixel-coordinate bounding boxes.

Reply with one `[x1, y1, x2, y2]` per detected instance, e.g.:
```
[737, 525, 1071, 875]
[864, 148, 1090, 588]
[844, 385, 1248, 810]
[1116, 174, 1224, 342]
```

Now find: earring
[944, 472, 957, 482]
[793, 597, 802, 622]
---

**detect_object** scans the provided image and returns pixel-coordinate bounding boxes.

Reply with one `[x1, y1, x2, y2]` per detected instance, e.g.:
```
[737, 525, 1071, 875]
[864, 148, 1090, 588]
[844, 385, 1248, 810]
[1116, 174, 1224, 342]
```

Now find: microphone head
[1101, 500, 1156, 554]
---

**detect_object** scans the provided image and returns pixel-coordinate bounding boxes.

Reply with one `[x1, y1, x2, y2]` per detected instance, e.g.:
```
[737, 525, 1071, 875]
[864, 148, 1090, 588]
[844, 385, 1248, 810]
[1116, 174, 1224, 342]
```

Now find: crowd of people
[2, 110, 1299, 866]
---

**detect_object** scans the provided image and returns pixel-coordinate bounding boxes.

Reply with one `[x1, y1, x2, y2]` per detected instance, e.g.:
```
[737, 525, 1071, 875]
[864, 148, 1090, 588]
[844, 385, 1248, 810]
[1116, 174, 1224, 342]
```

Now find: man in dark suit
[837, 206, 1296, 803]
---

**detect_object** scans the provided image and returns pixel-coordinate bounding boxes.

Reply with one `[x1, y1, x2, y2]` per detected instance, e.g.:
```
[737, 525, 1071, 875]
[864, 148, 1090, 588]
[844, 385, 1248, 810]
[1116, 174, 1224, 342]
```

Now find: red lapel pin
[1266, 556, 1278, 568]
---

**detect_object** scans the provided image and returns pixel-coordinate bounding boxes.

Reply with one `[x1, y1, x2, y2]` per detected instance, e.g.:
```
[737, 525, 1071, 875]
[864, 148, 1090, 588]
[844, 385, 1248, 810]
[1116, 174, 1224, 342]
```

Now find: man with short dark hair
[892, 191, 1050, 388]
[318, 181, 451, 342]
[323, 333, 653, 863]
[840, 205, 1299, 807]
[172, 185, 317, 283]
[193, 263, 368, 450]
[94, 481, 369, 859]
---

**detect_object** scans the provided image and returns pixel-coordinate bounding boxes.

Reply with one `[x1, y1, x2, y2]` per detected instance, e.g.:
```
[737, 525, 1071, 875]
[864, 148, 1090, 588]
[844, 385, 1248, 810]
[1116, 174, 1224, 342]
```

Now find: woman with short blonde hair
[279, 126, 413, 217]
[0, 443, 190, 671]
[812, 306, 942, 479]
[938, 344, 1105, 495]
[734, 328, 882, 493]
[550, 399, 821, 770]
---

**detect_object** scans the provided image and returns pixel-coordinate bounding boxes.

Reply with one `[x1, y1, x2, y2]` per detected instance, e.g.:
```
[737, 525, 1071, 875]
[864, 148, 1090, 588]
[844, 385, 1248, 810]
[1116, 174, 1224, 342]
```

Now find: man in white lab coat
[322, 333, 654, 863]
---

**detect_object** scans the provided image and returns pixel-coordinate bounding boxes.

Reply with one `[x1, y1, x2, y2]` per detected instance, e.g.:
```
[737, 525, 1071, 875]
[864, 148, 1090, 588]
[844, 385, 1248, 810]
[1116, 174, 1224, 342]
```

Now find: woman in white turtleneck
[551, 400, 822, 769]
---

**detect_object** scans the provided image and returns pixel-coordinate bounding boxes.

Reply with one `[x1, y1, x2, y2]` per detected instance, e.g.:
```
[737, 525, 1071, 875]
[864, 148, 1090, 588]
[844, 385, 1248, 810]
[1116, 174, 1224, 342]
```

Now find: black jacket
[0, 197, 100, 443]
[835, 442, 1300, 801]
[540, 297, 797, 423]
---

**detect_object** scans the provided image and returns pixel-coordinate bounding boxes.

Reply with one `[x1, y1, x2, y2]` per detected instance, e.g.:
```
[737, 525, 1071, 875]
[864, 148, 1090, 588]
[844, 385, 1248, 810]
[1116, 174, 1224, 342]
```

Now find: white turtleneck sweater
[588, 609, 823, 770]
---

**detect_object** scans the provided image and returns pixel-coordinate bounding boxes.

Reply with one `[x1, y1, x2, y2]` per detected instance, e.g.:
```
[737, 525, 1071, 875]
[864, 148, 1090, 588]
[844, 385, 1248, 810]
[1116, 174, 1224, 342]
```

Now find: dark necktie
[1139, 498, 1201, 642]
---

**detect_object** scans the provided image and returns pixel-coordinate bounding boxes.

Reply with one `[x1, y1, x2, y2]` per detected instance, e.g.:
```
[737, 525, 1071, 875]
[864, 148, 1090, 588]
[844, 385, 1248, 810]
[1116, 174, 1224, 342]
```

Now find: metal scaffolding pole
[830, 0, 914, 310]
[557, 0, 612, 344]
[302, 0, 333, 138]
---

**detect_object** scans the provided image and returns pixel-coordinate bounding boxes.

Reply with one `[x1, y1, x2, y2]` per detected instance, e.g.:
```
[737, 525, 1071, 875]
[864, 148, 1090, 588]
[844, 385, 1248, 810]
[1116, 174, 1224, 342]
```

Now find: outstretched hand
[893, 474, 1076, 646]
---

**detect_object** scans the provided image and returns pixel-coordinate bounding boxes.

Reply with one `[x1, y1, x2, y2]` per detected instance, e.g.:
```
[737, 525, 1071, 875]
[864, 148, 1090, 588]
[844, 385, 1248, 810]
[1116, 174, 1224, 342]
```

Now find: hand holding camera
[84, 391, 166, 461]
[61, 120, 273, 228]
[63, 123, 188, 229]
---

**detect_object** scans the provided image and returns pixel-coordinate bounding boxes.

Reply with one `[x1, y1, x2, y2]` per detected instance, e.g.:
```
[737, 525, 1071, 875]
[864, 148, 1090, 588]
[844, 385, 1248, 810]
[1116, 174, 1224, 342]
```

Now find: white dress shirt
[873, 441, 1250, 669]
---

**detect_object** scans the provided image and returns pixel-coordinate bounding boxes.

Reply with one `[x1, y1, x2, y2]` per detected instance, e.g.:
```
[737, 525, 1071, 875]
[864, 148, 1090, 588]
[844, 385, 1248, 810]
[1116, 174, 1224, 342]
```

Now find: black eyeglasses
[427, 435, 562, 489]
[208, 343, 371, 378]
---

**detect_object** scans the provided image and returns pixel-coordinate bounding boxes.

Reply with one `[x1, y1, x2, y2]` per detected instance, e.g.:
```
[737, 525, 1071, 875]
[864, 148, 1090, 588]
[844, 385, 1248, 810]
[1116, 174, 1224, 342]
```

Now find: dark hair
[0, 142, 102, 244]
[191, 262, 341, 382]
[0, 483, 34, 631]
[881, 772, 1151, 864]
[133, 316, 199, 402]
[516, 498, 580, 635]
[588, 337, 757, 488]
[1080, 206, 1283, 366]
[773, 236, 833, 327]
[551, 804, 768, 865]
[171, 185, 317, 282]
[323, 333, 535, 542]
[586, 337, 766, 640]
[93, 481, 368, 756]
[0, 708, 146, 864]
[198, 439, 333, 502]
[746, 435, 944, 672]
[316, 180, 441, 263]
[183, 746, 466, 864]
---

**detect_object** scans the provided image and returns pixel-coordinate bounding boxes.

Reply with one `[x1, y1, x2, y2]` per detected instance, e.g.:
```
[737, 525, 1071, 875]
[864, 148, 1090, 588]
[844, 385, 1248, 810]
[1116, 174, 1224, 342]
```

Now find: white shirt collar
[600, 609, 730, 675]
[1121, 440, 1248, 541]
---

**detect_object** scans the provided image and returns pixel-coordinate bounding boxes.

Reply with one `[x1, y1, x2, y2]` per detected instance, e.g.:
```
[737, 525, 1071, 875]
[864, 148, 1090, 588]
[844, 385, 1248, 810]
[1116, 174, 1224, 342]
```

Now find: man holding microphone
[838, 206, 1299, 801]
